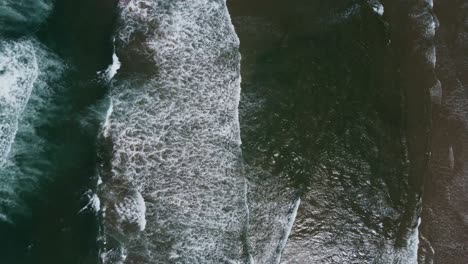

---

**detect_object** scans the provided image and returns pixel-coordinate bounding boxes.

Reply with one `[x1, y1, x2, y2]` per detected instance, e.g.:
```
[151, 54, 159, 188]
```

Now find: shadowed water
[229, 0, 425, 262]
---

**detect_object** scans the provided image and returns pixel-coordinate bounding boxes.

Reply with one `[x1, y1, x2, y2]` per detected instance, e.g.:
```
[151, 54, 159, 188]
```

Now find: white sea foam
[0, 39, 65, 219]
[0, 213, 12, 224]
[374, 5, 384, 16]
[0, 39, 38, 167]
[99, 39, 121, 83]
[410, 4, 438, 40]
[99, 0, 248, 262]
[426, 0, 433, 9]
[114, 190, 146, 231]
[367, 0, 384, 16]
[92, 194, 101, 212]
[107, 52, 121, 81]
[103, 99, 113, 137]
[385, 217, 421, 264]
[100, 246, 128, 264]
[424, 45, 437, 70]
[275, 198, 300, 264]
[411, 217, 422, 262]
[99, 44, 117, 138]
[79, 191, 102, 213]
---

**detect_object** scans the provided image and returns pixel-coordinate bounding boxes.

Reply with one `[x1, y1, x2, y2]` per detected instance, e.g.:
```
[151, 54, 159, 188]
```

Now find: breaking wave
[0, 39, 65, 220]
[0, 40, 38, 168]
[98, 0, 249, 263]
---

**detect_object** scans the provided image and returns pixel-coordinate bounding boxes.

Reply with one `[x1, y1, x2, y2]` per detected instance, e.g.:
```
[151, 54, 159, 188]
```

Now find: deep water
[0, 0, 116, 263]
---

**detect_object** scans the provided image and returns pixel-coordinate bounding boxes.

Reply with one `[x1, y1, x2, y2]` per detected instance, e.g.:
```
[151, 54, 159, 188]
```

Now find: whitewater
[0, 40, 38, 167]
[0, 0, 440, 263]
[98, 0, 250, 263]
[0, 38, 65, 223]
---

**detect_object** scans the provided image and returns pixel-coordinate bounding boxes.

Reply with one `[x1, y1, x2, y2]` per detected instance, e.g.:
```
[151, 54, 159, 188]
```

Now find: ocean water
[229, 0, 433, 263]
[0, 0, 115, 263]
[0, 0, 53, 36]
[418, 0, 468, 262]
[98, 1, 249, 263]
[0, 0, 467, 263]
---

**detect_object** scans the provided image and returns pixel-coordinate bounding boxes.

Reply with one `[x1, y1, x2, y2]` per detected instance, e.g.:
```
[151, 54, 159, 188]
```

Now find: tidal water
[0, 0, 466, 264]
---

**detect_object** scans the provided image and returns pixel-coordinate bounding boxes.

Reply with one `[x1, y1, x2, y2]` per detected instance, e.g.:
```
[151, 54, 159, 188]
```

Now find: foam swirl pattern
[0, 39, 64, 222]
[99, 0, 249, 263]
[0, 40, 38, 168]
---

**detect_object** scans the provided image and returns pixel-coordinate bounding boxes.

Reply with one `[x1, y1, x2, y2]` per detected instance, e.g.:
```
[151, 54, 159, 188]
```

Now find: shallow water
[229, 0, 420, 262]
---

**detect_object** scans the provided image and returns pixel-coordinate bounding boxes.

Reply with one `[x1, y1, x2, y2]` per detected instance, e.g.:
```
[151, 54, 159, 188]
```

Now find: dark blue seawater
[0, 0, 116, 263]
[0, 0, 467, 263]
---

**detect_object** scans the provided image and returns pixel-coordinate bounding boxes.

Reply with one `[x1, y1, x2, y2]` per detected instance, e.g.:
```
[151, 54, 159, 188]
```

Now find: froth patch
[100, 181, 147, 236]
[99, 0, 248, 262]
[0, 39, 65, 219]
[0, 213, 12, 224]
[99, 39, 121, 83]
[79, 190, 102, 214]
[114, 190, 146, 231]
[0, 39, 38, 167]
[365, 0, 384, 16]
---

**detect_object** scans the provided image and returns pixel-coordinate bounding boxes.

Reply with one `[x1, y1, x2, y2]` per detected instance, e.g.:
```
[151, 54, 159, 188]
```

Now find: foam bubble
[79, 191, 102, 214]
[383, 217, 421, 263]
[99, 39, 121, 83]
[114, 190, 146, 231]
[0, 39, 38, 167]
[367, 0, 384, 16]
[0, 39, 65, 219]
[99, 0, 249, 262]
[275, 198, 300, 264]
[102, 99, 113, 138]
